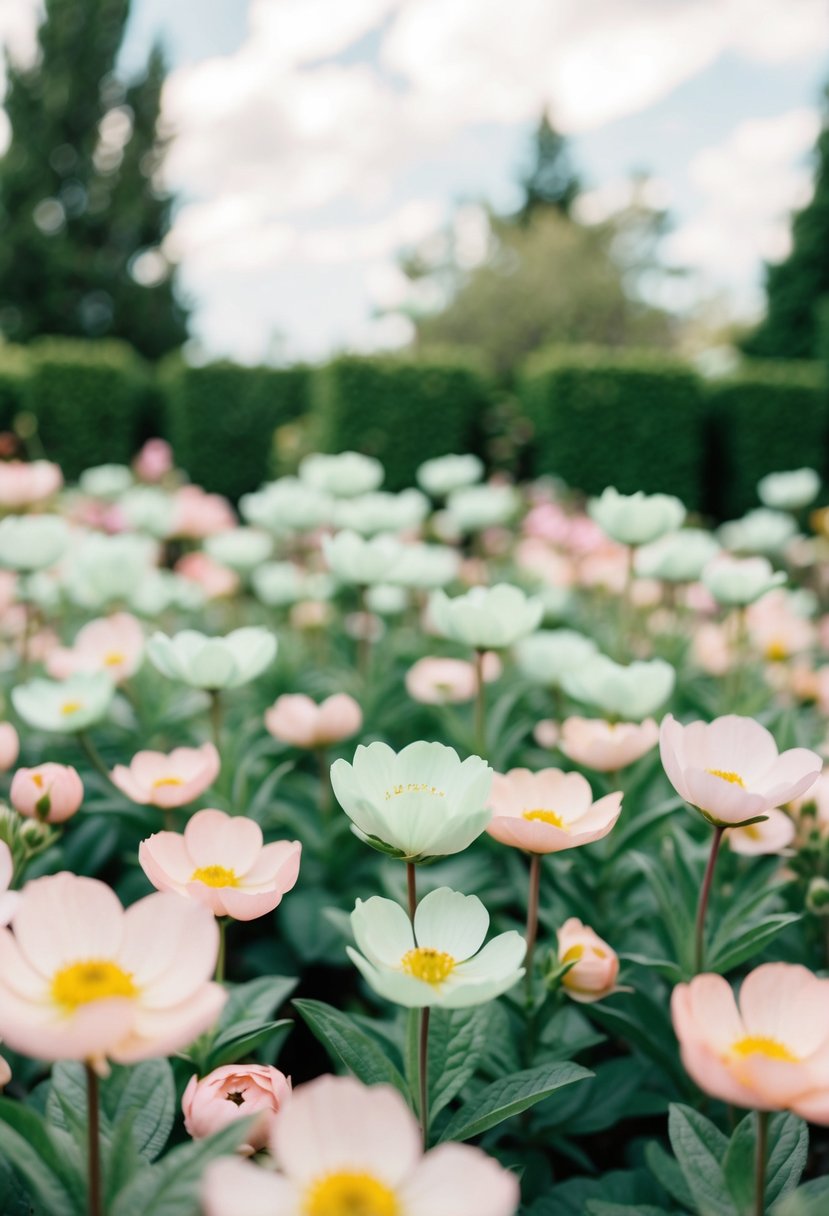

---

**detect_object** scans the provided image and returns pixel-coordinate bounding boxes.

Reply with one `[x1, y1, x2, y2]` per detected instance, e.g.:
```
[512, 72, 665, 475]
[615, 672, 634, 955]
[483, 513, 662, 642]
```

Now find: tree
[743, 86, 829, 361]
[517, 111, 580, 224]
[0, 0, 188, 358]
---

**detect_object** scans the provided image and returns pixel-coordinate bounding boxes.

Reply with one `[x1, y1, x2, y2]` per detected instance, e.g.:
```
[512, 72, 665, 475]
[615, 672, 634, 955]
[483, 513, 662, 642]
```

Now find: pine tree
[0, 0, 187, 358]
[744, 87, 829, 361]
[517, 110, 580, 224]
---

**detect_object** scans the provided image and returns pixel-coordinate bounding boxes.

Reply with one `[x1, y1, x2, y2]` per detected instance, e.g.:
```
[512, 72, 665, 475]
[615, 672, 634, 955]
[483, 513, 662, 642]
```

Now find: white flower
[252, 562, 333, 607]
[64, 533, 156, 608]
[79, 463, 133, 499]
[118, 487, 176, 538]
[429, 584, 543, 649]
[322, 531, 406, 586]
[334, 490, 429, 536]
[718, 509, 797, 557]
[147, 628, 276, 690]
[514, 629, 598, 687]
[240, 477, 334, 533]
[758, 468, 820, 511]
[330, 740, 492, 861]
[588, 487, 686, 546]
[702, 556, 786, 606]
[365, 584, 408, 615]
[386, 543, 461, 589]
[0, 516, 68, 572]
[348, 887, 525, 1008]
[12, 674, 115, 733]
[562, 654, 675, 721]
[446, 484, 518, 532]
[417, 453, 484, 497]
[204, 528, 273, 573]
[299, 451, 384, 497]
[129, 571, 205, 616]
[635, 529, 720, 582]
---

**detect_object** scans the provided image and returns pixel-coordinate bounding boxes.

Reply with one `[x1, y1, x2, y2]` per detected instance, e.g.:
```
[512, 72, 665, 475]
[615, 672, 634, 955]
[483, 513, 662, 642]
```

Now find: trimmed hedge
[520, 347, 704, 508]
[705, 361, 828, 519]
[0, 346, 28, 433]
[162, 361, 311, 500]
[313, 355, 491, 491]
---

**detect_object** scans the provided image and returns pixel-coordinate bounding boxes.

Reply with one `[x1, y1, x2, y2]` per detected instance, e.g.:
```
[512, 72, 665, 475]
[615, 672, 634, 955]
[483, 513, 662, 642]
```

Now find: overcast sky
[1, 0, 828, 363]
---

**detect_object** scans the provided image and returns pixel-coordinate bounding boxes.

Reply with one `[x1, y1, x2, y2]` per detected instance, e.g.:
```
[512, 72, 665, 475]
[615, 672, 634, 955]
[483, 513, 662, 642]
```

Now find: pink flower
[133, 438, 173, 483]
[171, 485, 236, 539]
[0, 723, 19, 772]
[405, 654, 501, 705]
[791, 770, 829, 834]
[111, 744, 220, 809]
[672, 964, 829, 1121]
[0, 842, 18, 927]
[557, 918, 619, 1003]
[560, 716, 659, 773]
[183, 1064, 292, 1153]
[46, 613, 144, 683]
[139, 809, 301, 922]
[691, 622, 734, 676]
[11, 764, 84, 824]
[487, 768, 621, 853]
[660, 713, 821, 827]
[533, 719, 560, 749]
[747, 590, 815, 662]
[0, 873, 225, 1066]
[290, 600, 333, 631]
[0, 460, 62, 507]
[203, 1074, 520, 1216]
[727, 808, 795, 856]
[265, 693, 362, 749]
[0, 1053, 10, 1090]
[175, 552, 239, 600]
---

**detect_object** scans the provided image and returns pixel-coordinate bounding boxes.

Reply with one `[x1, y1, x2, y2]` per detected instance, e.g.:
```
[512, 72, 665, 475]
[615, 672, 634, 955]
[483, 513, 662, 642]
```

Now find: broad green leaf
[0, 1096, 86, 1215]
[586, 1205, 674, 1216]
[708, 915, 801, 974]
[111, 1121, 252, 1216]
[428, 1005, 492, 1119]
[668, 1103, 735, 1216]
[47, 1059, 176, 1164]
[644, 1139, 695, 1210]
[724, 1112, 808, 1212]
[294, 999, 409, 1095]
[206, 1018, 293, 1070]
[772, 1179, 829, 1216]
[218, 976, 297, 1030]
[440, 1060, 590, 1143]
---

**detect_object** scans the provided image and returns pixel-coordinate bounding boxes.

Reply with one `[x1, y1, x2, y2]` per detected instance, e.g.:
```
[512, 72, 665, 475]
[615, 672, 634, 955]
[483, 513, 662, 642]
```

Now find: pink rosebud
[175, 552, 239, 600]
[405, 654, 502, 705]
[111, 744, 220, 809]
[134, 438, 173, 483]
[171, 485, 236, 539]
[727, 808, 795, 856]
[0, 723, 19, 772]
[487, 768, 621, 854]
[10, 764, 84, 824]
[183, 1064, 291, 1153]
[557, 918, 619, 1003]
[0, 460, 62, 507]
[533, 719, 560, 750]
[560, 716, 658, 773]
[265, 694, 362, 749]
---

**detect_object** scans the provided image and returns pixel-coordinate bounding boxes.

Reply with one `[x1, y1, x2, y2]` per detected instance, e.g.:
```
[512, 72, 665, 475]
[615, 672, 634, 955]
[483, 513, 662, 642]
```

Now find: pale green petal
[351, 897, 414, 966]
[413, 889, 489, 961]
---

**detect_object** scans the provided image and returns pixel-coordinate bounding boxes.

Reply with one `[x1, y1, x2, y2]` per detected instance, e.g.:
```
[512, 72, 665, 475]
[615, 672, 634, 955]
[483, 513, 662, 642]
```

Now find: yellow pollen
[32, 773, 44, 789]
[731, 1035, 799, 1063]
[103, 651, 126, 667]
[523, 808, 567, 828]
[401, 946, 456, 985]
[190, 865, 240, 888]
[561, 944, 584, 965]
[151, 776, 185, 789]
[60, 700, 84, 716]
[707, 769, 745, 787]
[765, 640, 789, 662]
[303, 1171, 399, 1216]
[51, 959, 137, 1010]
[384, 783, 445, 801]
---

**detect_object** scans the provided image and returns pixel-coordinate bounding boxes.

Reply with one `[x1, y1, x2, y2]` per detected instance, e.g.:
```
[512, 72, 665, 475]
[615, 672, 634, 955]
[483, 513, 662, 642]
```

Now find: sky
[1, 0, 828, 363]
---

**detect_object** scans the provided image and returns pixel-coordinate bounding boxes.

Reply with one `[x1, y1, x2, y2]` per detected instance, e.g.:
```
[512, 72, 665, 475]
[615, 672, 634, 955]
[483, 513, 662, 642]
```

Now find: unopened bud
[806, 877, 829, 915]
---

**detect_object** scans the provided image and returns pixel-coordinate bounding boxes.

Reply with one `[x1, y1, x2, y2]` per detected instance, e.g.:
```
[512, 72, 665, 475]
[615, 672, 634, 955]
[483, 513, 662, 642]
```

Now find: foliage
[516, 111, 581, 223]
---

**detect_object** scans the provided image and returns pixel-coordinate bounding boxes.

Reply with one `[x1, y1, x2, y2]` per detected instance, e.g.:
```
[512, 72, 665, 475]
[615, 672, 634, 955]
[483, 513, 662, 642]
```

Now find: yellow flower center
[103, 650, 126, 667]
[384, 783, 445, 801]
[190, 865, 240, 888]
[561, 944, 584, 964]
[51, 959, 137, 1010]
[60, 700, 84, 716]
[401, 946, 456, 985]
[32, 773, 44, 789]
[304, 1171, 399, 1216]
[707, 769, 745, 787]
[523, 808, 566, 828]
[152, 776, 184, 789]
[731, 1035, 799, 1063]
[765, 640, 789, 662]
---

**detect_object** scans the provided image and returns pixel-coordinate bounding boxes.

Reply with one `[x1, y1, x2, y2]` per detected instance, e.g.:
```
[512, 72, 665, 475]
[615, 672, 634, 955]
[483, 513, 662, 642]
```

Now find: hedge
[161, 360, 311, 500]
[520, 347, 705, 508]
[0, 346, 28, 434]
[704, 361, 828, 519]
[313, 355, 491, 490]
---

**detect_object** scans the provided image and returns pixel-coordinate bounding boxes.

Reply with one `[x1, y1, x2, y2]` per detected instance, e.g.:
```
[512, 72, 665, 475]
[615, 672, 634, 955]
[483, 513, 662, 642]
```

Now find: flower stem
[755, 1109, 768, 1216]
[419, 1006, 430, 1149]
[85, 1063, 101, 1216]
[316, 747, 331, 823]
[406, 862, 417, 929]
[473, 649, 486, 756]
[78, 732, 118, 791]
[208, 690, 222, 753]
[216, 917, 227, 984]
[525, 853, 541, 1005]
[694, 825, 725, 973]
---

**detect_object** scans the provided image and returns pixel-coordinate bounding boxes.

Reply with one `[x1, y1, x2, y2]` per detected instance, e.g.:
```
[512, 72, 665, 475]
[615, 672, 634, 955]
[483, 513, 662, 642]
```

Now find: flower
[64, 533, 156, 608]
[718, 509, 797, 557]
[240, 476, 334, 533]
[176, 552, 240, 600]
[348, 887, 525, 1008]
[133, 437, 173, 483]
[147, 627, 276, 690]
[417, 453, 484, 497]
[265, 694, 362, 749]
[405, 654, 501, 705]
[0, 842, 18, 927]
[588, 487, 686, 546]
[386, 543, 461, 589]
[758, 468, 820, 511]
[702, 555, 786, 606]
[0, 723, 19, 772]
[335, 489, 429, 536]
[672, 964, 829, 1121]
[322, 530, 405, 586]
[556, 919, 619, 1003]
[562, 655, 675, 721]
[659, 713, 821, 827]
[203, 1074, 520, 1216]
[429, 584, 543, 650]
[299, 451, 384, 497]
[0, 460, 62, 507]
[330, 740, 492, 862]
[727, 808, 795, 856]
[12, 674, 115, 733]
[635, 529, 720, 582]
[80, 464, 133, 499]
[533, 719, 560, 749]
[11, 764, 83, 824]
[0, 515, 68, 572]
[183, 1064, 291, 1154]
[139, 808, 301, 922]
[170, 485, 236, 538]
[111, 744, 220, 808]
[204, 528, 273, 574]
[487, 769, 621, 853]
[119, 486, 176, 538]
[0, 873, 225, 1065]
[514, 629, 598, 687]
[559, 717, 659, 772]
[446, 483, 518, 532]
[46, 612, 144, 683]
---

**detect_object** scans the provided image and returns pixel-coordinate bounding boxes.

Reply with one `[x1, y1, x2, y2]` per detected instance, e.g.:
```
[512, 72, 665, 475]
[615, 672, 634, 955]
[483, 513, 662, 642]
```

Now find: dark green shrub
[0, 346, 29, 435]
[520, 347, 704, 508]
[162, 361, 311, 499]
[313, 355, 492, 490]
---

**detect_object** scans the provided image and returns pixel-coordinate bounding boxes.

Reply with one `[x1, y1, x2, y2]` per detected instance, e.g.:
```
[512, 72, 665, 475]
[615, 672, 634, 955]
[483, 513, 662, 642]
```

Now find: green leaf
[294, 999, 409, 1095]
[668, 1103, 735, 1216]
[708, 915, 801, 974]
[47, 1059, 176, 1164]
[724, 1112, 808, 1212]
[428, 1005, 492, 1119]
[111, 1121, 252, 1216]
[772, 1179, 829, 1216]
[206, 1018, 293, 1070]
[586, 1205, 674, 1216]
[440, 1060, 591, 1143]
[218, 976, 298, 1030]
[0, 1096, 86, 1215]
[644, 1140, 695, 1210]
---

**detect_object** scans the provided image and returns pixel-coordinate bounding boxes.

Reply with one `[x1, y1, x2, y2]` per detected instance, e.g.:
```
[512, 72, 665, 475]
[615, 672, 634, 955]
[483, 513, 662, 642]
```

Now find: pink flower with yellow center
[672, 964, 829, 1121]
[46, 612, 144, 684]
[487, 768, 621, 854]
[139, 809, 301, 921]
[0, 872, 225, 1066]
[559, 716, 659, 773]
[727, 808, 795, 856]
[203, 1074, 520, 1216]
[0, 841, 18, 927]
[556, 918, 619, 1003]
[111, 743, 220, 809]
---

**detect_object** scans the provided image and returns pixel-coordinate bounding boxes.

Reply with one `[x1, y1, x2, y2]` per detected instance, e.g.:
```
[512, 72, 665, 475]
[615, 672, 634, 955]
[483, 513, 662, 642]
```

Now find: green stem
[78, 732, 118, 791]
[85, 1063, 101, 1216]
[216, 917, 227, 984]
[407, 862, 417, 930]
[694, 826, 725, 973]
[755, 1109, 768, 1216]
[357, 587, 371, 683]
[209, 690, 223, 753]
[419, 1006, 430, 1149]
[473, 649, 486, 756]
[316, 748, 331, 823]
[525, 853, 541, 1006]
